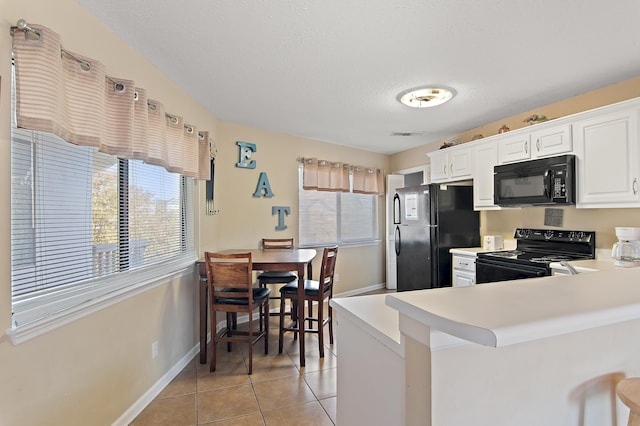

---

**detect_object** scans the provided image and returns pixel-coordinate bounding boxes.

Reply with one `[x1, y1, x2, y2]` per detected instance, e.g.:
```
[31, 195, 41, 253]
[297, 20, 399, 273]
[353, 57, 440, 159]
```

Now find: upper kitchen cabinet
[497, 122, 572, 164]
[496, 132, 531, 164]
[574, 99, 640, 208]
[472, 139, 500, 210]
[428, 144, 472, 183]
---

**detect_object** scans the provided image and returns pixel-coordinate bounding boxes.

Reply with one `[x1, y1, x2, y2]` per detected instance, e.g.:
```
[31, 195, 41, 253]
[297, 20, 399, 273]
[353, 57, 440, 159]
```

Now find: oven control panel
[514, 228, 595, 243]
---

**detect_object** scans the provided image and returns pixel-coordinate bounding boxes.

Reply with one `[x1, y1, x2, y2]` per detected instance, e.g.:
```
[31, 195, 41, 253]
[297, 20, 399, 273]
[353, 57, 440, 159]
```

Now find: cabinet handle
[460, 262, 468, 267]
[634, 178, 638, 195]
[536, 138, 540, 151]
[450, 163, 453, 173]
[524, 141, 528, 153]
[443, 164, 447, 174]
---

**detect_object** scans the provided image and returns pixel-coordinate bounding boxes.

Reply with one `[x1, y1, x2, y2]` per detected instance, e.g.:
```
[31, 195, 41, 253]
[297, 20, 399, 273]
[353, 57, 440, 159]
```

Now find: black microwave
[493, 154, 576, 206]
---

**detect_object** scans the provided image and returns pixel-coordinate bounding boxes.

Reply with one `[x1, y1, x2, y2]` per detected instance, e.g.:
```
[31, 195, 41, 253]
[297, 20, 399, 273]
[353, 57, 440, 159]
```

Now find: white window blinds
[298, 165, 379, 246]
[10, 127, 196, 328]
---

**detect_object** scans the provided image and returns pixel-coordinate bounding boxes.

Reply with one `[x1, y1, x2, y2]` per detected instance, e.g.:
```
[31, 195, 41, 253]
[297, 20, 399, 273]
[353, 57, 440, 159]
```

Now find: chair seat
[279, 279, 328, 297]
[258, 271, 297, 283]
[215, 287, 271, 305]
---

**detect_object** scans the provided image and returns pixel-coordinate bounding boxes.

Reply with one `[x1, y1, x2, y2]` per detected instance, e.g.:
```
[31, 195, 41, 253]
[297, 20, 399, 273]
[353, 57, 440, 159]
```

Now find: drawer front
[453, 255, 476, 272]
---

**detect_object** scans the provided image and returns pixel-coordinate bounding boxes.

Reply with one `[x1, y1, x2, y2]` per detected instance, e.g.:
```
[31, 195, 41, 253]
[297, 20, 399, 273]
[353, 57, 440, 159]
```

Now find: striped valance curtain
[301, 158, 384, 195]
[11, 23, 210, 180]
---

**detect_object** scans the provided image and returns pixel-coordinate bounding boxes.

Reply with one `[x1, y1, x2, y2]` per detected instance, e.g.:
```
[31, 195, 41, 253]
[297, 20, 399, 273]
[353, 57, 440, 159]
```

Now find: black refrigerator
[393, 184, 480, 291]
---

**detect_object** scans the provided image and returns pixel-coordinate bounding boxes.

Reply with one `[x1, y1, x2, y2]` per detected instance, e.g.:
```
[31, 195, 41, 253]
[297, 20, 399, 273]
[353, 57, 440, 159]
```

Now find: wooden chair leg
[292, 299, 299, 340]
[308, 299, 313, 329]
[210, 305, 217, 373]
[226, 313, 232, 352]
[247, 313, 254, 375]
[318, 299, 324, 358]
[279, 295, 286, 354]
[264, 302, 269, 354]
[328, 303, 334, 345]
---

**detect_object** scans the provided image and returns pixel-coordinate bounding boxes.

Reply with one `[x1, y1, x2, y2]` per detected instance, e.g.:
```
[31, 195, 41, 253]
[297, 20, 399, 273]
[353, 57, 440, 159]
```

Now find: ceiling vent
[391, 131, 423, 137]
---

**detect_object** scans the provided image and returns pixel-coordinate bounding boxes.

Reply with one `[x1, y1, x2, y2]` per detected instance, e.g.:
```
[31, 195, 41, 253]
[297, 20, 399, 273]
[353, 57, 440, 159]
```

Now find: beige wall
[203, 121, 389, 293]
[0, 1, 389, 424]
[390, 77, 640, 249]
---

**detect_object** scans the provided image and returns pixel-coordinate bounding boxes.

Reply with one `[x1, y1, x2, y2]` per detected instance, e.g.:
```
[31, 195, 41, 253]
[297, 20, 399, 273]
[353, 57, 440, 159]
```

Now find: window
[10, 127, 195, 330]
[298, 166, 379, 246]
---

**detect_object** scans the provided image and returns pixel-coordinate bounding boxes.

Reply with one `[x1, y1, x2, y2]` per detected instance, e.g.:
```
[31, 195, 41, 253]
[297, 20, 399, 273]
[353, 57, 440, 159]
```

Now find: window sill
[6, 257, 197, 345]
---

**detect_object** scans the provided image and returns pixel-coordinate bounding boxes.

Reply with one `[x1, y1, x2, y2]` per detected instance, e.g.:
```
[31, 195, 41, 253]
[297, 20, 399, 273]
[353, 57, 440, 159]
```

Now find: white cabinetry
[472, 140, 499, 210]
[451, 252, 476, 287]
[429, 145, 472, 183]
[497, 133, 531, 164]
[531, 124, 572, 158]
[574, 101, 640, 208]
[497, 122, 572, 164]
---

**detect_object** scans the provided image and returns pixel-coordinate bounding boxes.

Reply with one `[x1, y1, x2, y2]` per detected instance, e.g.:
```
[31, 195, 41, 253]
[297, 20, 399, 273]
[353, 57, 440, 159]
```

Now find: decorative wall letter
[272, 206, 290, 230]
[235, 141, 256, 169]
[253, 172, 274, 198]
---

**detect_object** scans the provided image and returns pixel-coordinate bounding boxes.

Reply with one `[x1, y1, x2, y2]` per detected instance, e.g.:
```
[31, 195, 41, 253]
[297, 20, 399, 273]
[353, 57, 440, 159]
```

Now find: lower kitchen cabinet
[451, 251, 476, 287]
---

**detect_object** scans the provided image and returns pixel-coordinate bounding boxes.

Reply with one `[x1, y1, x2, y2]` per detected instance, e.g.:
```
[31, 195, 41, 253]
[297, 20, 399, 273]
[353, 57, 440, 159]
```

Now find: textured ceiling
[75, 0, 640, 155]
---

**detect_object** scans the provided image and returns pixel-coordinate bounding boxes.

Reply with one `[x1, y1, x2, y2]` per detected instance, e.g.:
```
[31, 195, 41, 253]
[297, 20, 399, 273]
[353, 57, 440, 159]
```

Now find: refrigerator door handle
[394, 226, 401, 256]
[393, 193, 401, 224]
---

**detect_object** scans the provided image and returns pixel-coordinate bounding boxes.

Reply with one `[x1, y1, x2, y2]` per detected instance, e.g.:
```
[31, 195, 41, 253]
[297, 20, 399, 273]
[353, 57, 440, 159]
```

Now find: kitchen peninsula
[331, 268, 640, 426]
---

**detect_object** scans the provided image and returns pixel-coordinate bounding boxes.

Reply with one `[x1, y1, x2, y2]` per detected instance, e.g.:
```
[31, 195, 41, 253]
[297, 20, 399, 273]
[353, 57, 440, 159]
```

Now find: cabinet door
[430, 151, 449, 182]
[498, 133, 532, 163]
[449, 148, 472, 179]
[473, 141, 498, 209]
[531, 124, 572, 158]
[574, 108, 639, 207]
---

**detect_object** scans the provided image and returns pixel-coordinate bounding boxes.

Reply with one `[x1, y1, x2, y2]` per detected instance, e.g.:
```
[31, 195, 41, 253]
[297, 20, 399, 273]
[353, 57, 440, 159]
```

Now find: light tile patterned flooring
[131, 314, 339, 425]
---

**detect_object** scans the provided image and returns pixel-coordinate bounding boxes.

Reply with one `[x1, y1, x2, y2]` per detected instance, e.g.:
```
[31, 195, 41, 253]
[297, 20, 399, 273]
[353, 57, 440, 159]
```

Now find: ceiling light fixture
[399, 87, 454, 108]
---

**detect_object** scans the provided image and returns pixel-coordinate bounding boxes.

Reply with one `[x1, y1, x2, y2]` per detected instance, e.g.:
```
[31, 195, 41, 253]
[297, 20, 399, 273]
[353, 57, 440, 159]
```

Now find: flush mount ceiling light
[399, 87, 454, 108]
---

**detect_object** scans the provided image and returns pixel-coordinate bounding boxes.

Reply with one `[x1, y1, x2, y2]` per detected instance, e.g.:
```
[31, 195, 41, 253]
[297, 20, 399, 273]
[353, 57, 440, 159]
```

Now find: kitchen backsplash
[481, 206, 640, 250]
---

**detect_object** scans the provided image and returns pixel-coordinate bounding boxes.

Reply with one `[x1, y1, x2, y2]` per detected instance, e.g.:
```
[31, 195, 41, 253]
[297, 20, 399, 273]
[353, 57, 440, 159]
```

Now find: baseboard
[334, 283, 386, 298]
[112, 343, 200, 426]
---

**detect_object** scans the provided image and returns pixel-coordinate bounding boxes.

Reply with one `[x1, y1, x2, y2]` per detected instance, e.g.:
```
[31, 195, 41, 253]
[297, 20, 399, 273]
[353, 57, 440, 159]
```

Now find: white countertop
[330, 294, 403, 356]
[449, 240, 516, 256]
[385, 267, 640, 348]
[449, 247, 487, 256]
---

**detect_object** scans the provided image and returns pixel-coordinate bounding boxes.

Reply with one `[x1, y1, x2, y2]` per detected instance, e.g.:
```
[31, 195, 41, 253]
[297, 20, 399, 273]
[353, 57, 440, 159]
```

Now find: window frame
[297, 165, 381, 248]
[8, 127, 197, 344]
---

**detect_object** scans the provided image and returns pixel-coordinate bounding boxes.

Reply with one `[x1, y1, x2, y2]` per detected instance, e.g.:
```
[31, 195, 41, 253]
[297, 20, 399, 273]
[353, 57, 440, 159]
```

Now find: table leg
[298, 264, 306, 367]
[199, 276, 208, 364]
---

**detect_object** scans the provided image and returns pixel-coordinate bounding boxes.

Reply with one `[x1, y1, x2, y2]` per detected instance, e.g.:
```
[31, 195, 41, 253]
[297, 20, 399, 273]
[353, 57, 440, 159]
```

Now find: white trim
[112, 343, 199, 426]
[334, 283, 386, 298]
[6, 259, 197, 345]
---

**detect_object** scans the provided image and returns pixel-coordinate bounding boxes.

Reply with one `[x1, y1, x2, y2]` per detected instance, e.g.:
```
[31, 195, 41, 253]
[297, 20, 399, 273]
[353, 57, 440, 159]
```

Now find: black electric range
[476, 228, 596, 284]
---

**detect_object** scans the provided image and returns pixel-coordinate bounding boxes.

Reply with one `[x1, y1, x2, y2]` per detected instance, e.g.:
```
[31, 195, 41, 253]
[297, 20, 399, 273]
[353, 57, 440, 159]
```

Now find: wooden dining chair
[204, 251, 270, 375]
[258, 238, 298, 320]
[617, 377, 640, 426]
[278, 245, 338, 358]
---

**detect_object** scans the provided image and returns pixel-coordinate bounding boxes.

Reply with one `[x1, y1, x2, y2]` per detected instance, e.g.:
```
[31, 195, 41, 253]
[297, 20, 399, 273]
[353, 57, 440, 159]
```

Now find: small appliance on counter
[483, 235, 504, 251]
[612, 227, 640, 267]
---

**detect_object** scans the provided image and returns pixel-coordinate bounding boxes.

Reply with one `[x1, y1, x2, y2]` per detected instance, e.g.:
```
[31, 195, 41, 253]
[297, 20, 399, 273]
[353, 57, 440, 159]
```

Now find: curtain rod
[11, 18, 205, 136]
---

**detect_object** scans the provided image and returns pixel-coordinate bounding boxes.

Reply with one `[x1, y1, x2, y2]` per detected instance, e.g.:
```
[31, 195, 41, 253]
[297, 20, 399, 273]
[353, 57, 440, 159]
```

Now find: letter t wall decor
[235, 141, 290, 231]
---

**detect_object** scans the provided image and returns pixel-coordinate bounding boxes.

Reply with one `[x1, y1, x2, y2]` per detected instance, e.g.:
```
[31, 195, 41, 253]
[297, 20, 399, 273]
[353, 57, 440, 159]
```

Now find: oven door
[476, 257, 549, 284]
